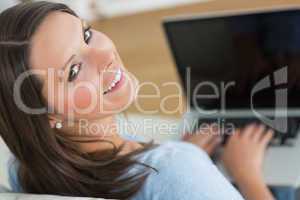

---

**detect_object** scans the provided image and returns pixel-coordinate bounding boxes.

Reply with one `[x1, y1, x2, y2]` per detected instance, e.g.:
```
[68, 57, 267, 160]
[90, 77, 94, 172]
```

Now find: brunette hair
[0, 1, 154, 199]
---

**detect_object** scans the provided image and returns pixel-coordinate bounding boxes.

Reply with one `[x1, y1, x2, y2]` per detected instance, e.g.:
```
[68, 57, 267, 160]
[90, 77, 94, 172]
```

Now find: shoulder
[137, 141, 213, 171]
[132, 141, 244, 200]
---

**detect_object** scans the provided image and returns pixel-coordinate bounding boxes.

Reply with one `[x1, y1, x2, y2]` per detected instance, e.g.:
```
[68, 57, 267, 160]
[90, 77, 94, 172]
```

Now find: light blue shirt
[8, 141, 244, 200]
[131, 141, 244, 200]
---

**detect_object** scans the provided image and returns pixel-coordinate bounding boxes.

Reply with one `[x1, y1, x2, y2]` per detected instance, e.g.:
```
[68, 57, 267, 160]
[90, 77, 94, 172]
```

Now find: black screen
[164, 10, 300, 111]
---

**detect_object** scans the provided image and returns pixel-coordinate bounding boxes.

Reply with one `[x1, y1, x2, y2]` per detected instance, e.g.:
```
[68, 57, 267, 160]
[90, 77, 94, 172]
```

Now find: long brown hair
[0, 2, 155, 199]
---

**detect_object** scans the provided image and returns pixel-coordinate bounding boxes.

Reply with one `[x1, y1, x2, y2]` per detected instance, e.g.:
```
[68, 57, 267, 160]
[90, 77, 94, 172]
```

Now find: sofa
[0, 136, 111, 200]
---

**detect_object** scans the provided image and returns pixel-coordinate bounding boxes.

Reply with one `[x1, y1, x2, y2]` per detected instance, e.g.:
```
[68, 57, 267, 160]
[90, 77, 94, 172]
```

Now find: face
[29, 12, 138, 124]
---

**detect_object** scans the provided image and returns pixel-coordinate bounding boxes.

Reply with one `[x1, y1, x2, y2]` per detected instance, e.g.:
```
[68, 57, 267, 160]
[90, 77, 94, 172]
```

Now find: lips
[103, 68, 123, 95]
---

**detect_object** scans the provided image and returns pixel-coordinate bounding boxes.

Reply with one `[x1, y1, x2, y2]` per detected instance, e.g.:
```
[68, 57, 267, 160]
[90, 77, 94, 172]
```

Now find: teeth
[103, 69, 122, 94]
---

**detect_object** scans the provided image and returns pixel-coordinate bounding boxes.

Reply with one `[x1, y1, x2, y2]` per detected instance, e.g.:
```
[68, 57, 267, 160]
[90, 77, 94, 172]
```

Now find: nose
[82, 46, 115, 72]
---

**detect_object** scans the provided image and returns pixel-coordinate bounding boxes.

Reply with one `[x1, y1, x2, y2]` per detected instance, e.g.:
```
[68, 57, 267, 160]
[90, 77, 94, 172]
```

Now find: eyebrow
[61, 54, 76, 71]
[81, 19, 88, 31]
[58, 54, 76, 82]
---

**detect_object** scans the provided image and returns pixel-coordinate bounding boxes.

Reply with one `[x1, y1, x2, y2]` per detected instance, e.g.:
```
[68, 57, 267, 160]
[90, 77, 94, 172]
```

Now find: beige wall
[92, 0, 300, 117]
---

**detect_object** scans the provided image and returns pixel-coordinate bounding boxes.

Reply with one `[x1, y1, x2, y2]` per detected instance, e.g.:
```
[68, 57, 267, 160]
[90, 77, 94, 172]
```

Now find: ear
[48, 114, 60, 129]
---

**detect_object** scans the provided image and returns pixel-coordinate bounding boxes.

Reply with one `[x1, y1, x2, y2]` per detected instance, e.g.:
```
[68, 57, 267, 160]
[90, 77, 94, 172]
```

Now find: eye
[68, 63, 82, 82]
[84, 26, 92, 44]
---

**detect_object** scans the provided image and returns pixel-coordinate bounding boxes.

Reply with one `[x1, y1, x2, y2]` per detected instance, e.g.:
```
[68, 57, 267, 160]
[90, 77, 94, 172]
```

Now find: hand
[182, 125, 222, 156]
[221, 123, 274, 183]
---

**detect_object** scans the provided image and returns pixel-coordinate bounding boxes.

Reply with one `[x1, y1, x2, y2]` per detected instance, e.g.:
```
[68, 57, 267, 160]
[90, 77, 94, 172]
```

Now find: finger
[252, 124, 266, 141]
[182, 132, 192, 140]
[205, 136, 222, 155]
[261, 129, 274, 146]
[198, 132, 218, 147]
[184, 128, 215, 146]
[197, 125, 219, 136]
[183, 131, 202, 140]
[226, 129, 241, 145]
[242, 123, 257, 139]
[210, 124, 221, 136]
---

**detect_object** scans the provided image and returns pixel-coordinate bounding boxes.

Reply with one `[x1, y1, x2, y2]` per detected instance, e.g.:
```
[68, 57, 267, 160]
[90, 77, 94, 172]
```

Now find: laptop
[163, 7, 300, 188]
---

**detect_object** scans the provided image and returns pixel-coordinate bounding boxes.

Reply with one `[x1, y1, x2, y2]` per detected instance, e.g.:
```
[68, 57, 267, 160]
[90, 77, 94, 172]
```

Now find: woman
[0, 2, 274, 200]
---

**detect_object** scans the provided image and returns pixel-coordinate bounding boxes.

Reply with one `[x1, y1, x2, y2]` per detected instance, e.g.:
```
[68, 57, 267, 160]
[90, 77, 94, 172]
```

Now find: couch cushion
[0, 138, 112, 199]
[0, 193, 111, 200]
[0, 137, 11, 190]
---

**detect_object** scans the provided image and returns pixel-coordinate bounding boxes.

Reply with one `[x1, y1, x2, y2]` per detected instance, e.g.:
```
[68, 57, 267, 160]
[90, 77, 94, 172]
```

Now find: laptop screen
[164, 9, 300, 111]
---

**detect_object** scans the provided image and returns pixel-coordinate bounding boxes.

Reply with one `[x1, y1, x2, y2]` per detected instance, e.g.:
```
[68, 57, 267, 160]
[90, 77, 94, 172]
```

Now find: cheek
[71, 87, 94, 110]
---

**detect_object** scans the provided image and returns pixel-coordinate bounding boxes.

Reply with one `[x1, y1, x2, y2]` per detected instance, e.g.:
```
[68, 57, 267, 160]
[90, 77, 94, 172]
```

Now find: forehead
[30, 11, 82, 71]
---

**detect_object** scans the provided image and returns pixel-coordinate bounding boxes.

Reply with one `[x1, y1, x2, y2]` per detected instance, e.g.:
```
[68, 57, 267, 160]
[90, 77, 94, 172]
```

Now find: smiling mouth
[103, 68, 122, 95]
